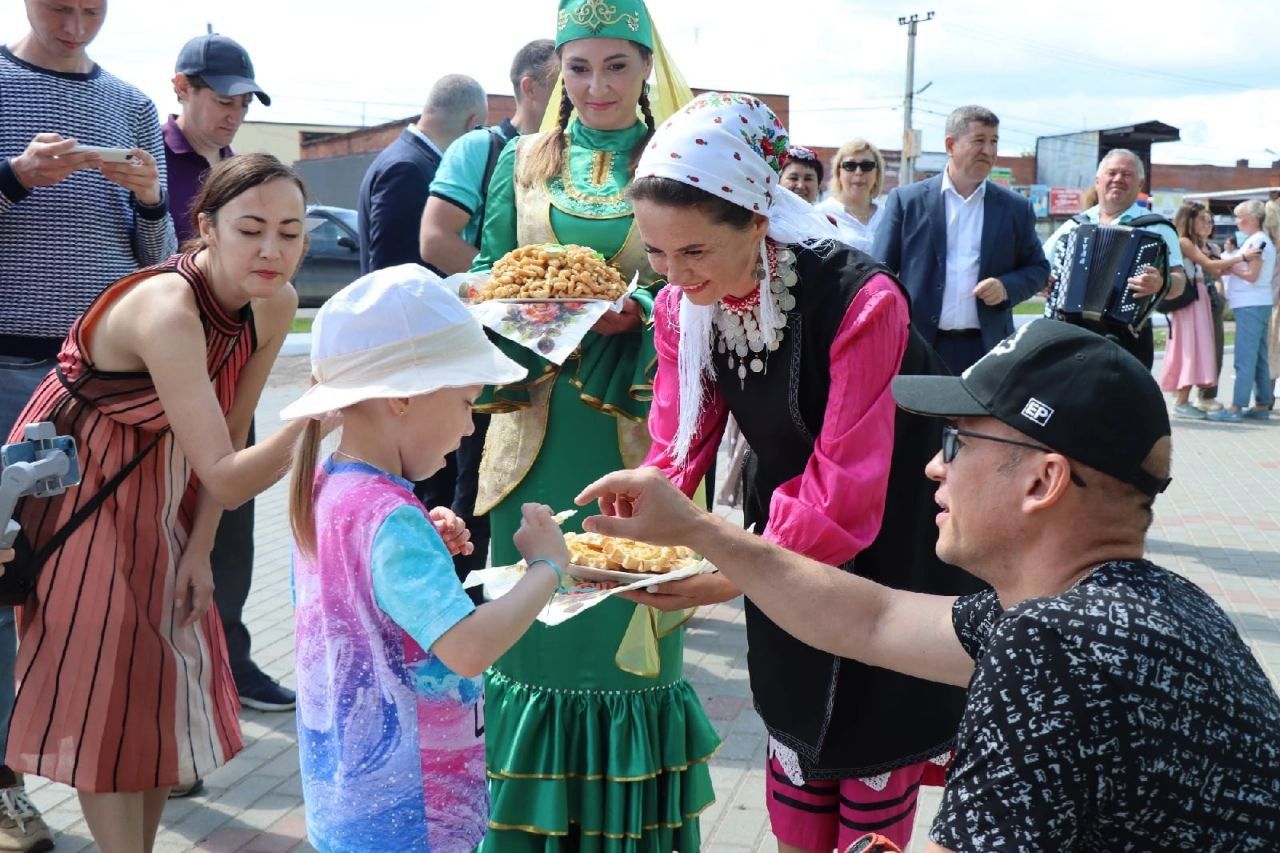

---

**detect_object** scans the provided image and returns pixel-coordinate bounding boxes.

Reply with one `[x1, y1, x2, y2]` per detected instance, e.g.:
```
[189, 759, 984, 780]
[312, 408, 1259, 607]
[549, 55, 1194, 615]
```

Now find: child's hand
[0, 548, 12, 572]
[429, 507, 473, 556]
[513, 503, 571, 569]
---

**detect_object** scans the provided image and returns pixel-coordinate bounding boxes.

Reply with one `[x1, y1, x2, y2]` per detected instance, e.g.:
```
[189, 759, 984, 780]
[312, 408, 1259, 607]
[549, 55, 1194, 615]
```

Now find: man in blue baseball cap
[175, 33, 270, 106]
[166, 33, 270, 242]
[163, 36, 292, 804]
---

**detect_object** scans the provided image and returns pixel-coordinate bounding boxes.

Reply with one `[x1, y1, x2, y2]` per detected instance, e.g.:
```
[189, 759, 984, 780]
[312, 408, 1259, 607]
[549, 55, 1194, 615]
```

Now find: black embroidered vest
[715, 244, 987, 778]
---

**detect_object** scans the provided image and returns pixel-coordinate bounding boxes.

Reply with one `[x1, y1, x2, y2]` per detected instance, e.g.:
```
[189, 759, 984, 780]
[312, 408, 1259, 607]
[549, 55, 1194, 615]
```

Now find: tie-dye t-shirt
[293, 458, 483, 852]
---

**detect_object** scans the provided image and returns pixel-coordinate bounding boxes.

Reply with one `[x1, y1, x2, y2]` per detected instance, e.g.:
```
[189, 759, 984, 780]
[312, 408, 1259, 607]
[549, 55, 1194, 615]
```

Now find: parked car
[295, 205, 360, 307]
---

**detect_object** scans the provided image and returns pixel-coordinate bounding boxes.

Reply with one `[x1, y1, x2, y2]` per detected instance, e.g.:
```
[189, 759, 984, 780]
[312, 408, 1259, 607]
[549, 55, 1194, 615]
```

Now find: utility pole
[898, 11, 933, 187]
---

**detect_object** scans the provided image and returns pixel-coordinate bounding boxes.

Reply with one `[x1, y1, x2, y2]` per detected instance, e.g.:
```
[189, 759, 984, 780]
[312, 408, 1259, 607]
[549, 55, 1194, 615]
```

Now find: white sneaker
[0, 787, 53, 852]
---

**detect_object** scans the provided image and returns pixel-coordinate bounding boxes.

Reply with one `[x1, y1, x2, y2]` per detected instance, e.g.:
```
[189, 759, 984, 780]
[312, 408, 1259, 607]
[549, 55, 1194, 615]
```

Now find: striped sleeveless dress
[5, 252, 247, 792]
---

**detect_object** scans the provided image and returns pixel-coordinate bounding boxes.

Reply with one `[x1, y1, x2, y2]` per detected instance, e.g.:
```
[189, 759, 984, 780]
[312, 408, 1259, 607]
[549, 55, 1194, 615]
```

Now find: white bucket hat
[280, 264, 527, 421]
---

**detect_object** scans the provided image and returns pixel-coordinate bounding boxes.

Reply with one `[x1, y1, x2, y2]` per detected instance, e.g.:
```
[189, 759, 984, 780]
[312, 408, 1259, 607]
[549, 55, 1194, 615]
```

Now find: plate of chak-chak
[563, 531, 702, 584]
[471, 244, 631, 303]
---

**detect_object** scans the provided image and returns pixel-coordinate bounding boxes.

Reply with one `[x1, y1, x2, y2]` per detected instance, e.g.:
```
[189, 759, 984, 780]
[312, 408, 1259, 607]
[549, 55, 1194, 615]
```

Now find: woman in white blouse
[816, 138, 885, 252]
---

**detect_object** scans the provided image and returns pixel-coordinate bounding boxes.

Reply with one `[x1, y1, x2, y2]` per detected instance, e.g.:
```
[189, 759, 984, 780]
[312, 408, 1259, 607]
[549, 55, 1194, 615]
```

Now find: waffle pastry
[564, 532, 697, 575]
[475, 243, 628, 302]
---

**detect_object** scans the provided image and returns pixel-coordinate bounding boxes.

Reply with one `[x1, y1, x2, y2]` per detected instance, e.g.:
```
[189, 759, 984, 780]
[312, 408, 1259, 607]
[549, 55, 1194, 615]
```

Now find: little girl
[282, 264, 572, 853]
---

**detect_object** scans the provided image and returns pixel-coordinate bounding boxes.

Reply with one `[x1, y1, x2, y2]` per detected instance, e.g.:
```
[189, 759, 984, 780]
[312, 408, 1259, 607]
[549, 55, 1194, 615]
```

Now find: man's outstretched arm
[577, 468, 975, 688]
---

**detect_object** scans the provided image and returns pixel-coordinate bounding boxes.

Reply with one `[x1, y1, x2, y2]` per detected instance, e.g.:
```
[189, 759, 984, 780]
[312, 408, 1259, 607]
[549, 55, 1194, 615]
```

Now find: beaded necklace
[712, 243, 798, 384]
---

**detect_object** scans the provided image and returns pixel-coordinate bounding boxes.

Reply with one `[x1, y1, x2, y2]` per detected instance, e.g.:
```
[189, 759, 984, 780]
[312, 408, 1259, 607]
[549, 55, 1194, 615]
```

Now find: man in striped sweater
[0, 1, 176, 848]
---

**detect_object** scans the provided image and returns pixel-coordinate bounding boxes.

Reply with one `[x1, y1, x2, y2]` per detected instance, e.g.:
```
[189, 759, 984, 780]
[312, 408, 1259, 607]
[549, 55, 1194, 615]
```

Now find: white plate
[568, 564, 677, 584]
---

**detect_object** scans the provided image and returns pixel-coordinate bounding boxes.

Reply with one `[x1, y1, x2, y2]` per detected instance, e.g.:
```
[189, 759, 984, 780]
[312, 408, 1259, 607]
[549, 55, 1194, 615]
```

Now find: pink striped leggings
[765, 754, 943, 851]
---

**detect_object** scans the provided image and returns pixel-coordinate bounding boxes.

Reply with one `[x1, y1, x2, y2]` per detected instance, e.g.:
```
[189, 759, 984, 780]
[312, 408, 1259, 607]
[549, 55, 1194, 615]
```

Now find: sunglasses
[840, 159, 878, 173]
[941, 425, 1087, 488]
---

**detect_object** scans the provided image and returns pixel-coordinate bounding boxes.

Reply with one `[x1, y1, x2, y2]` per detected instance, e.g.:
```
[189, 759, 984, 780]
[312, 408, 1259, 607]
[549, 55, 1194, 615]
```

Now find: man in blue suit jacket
[873, 105, 1049, 373]
[357, 74, 486, 274]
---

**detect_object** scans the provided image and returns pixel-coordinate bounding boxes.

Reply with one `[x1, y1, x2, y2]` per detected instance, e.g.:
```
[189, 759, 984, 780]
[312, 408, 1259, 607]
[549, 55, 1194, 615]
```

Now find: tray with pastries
[564, 531, 700, 583]
[472, 243, 629, 303]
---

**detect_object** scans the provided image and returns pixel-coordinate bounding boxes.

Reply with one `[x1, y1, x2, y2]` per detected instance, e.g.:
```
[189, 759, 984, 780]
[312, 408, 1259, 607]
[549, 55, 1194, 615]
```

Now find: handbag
[0, 429, 167, 606]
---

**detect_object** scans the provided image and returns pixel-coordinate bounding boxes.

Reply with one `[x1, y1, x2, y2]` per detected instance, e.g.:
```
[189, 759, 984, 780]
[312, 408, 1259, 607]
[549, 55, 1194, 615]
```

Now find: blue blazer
[357, 128, 442, 275]
[872, 174, 1049, 351]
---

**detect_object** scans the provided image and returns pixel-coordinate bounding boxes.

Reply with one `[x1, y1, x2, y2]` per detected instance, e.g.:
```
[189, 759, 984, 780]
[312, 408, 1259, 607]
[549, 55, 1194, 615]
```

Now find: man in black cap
[576, 319, 1280, 850]
[165, 33, 270, 242]
[162, 35, 293, 770]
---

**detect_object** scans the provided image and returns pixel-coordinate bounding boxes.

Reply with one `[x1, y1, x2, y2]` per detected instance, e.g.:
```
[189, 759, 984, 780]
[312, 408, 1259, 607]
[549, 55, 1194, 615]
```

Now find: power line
[913, 95, 1267, 163]
[941, 21, 1254, 93]
[907, 106, 1265, 168]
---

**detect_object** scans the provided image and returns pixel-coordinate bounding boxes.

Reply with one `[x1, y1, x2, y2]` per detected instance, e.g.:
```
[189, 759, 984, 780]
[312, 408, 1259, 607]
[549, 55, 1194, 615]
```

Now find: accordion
[1048, 223, 1170, 337]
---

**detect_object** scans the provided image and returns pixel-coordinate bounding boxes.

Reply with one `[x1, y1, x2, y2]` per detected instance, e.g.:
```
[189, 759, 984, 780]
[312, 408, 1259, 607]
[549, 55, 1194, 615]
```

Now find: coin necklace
[712, 242, 798, 386]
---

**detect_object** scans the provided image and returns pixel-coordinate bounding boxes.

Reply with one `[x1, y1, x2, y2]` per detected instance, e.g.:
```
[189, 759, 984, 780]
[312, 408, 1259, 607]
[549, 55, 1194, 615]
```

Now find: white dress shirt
[940, 169, 985, 331]
[405, 123, 443, 158]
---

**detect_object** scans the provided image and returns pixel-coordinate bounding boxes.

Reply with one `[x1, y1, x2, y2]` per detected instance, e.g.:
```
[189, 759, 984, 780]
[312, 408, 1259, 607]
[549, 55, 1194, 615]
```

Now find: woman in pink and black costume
[624, 93, 983, 852]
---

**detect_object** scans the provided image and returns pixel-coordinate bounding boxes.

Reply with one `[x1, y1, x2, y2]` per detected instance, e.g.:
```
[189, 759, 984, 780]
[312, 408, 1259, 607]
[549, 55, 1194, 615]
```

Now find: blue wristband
[527, 558, 566, 593]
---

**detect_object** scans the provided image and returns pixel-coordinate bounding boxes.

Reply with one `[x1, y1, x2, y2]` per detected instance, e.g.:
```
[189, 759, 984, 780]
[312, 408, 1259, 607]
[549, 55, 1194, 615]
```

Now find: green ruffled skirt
[481, 366, 719, 851]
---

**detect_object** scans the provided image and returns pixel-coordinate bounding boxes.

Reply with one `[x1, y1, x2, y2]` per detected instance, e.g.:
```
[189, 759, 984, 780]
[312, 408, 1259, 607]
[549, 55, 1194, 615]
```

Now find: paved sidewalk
[25, 353, 1279, 852]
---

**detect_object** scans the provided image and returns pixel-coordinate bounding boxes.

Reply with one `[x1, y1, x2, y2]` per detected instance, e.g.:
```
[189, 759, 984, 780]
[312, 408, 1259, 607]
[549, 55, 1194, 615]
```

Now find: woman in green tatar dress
[470, 1, 719, 849]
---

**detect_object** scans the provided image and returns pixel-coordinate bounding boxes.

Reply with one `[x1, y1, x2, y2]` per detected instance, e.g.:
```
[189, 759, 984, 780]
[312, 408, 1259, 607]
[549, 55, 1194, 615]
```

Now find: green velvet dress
[470, 119, 719, 851]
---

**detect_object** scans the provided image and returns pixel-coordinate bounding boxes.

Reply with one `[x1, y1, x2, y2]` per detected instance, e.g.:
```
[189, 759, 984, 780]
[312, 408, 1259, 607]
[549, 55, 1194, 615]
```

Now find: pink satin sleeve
[761, 274, 909, 565]
[644, 286, 729, 497]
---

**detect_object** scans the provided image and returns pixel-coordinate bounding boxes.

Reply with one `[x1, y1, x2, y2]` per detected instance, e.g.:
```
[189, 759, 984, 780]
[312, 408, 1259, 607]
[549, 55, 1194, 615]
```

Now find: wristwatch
[132, 189, 168, 221]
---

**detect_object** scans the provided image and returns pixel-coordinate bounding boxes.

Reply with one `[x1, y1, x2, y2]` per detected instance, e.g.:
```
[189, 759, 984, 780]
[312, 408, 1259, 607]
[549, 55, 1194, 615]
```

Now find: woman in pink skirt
[1162, 203, 1250, 418]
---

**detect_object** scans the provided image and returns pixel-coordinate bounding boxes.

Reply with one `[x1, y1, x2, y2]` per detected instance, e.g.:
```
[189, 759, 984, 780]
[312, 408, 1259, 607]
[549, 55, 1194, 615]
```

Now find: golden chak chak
[475, 244, 629, 302]
[564, 532, 697, 575]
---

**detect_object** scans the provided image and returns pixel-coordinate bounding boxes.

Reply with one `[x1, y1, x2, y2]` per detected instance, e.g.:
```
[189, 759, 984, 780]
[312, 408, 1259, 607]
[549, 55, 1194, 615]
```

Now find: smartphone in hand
[67, 145, 136, 164]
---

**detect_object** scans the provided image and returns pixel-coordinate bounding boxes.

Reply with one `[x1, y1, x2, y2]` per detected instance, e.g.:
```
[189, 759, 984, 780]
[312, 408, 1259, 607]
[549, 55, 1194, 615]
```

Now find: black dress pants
[211, 420, 257, 683]
[415, 413, 492, 605]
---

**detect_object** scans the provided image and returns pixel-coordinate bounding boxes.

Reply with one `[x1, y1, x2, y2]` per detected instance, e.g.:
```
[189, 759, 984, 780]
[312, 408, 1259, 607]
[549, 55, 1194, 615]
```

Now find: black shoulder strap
[1124, 212, 1173, 230]
[6, 427, 168, 603]
[471, 127, 512, 250]
[1126, 214, 1180, 252]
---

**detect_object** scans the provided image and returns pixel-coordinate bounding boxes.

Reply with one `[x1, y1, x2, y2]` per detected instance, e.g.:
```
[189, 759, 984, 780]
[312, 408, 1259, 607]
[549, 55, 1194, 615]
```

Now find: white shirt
[405, 123, 443, 158]
[815, 198, 883, 253]
[1223, 231, 1275, 310]
[940, 168, 985, 330]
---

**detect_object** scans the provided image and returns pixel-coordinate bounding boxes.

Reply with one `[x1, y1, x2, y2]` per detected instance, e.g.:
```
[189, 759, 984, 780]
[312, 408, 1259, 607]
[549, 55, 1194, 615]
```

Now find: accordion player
[1046, 222, 1171, 339]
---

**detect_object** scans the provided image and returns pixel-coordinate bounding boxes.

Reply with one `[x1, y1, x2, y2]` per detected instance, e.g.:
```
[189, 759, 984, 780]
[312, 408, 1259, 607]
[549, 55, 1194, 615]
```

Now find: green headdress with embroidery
[556, 0, 654, 50]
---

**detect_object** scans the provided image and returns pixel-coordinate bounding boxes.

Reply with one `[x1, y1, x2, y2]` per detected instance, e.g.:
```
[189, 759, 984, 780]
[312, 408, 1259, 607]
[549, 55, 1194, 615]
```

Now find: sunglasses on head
[840, 159, 877, 173]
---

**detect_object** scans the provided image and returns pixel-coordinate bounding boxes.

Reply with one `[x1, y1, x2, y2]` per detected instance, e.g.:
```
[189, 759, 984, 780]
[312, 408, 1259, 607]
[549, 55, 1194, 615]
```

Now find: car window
[308, 220, 344, 253]
[332, 209, 358, 231]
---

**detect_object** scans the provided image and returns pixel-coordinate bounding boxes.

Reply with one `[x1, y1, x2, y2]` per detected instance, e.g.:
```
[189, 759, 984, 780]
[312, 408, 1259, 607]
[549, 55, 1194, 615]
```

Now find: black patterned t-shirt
[931, 559, 1280, 851]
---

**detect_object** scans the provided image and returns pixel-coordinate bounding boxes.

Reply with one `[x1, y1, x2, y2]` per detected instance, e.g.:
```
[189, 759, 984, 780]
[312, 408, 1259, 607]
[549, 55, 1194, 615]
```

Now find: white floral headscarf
[636, 93, 838, 466]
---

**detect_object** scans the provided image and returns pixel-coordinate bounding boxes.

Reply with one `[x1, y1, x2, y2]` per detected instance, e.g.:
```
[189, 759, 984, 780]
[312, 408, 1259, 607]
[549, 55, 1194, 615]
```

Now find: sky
[3, 0, 1276, 168]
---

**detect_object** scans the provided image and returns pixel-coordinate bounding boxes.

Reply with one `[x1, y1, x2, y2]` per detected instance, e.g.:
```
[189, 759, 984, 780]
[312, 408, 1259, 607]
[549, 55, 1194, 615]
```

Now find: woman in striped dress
[6, 154, 309, 852]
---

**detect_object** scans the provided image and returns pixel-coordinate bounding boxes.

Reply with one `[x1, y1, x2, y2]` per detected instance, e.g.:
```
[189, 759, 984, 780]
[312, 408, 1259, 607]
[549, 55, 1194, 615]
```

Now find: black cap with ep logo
[175, 34, 271, 106]
[891, 318, 1172, 497]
